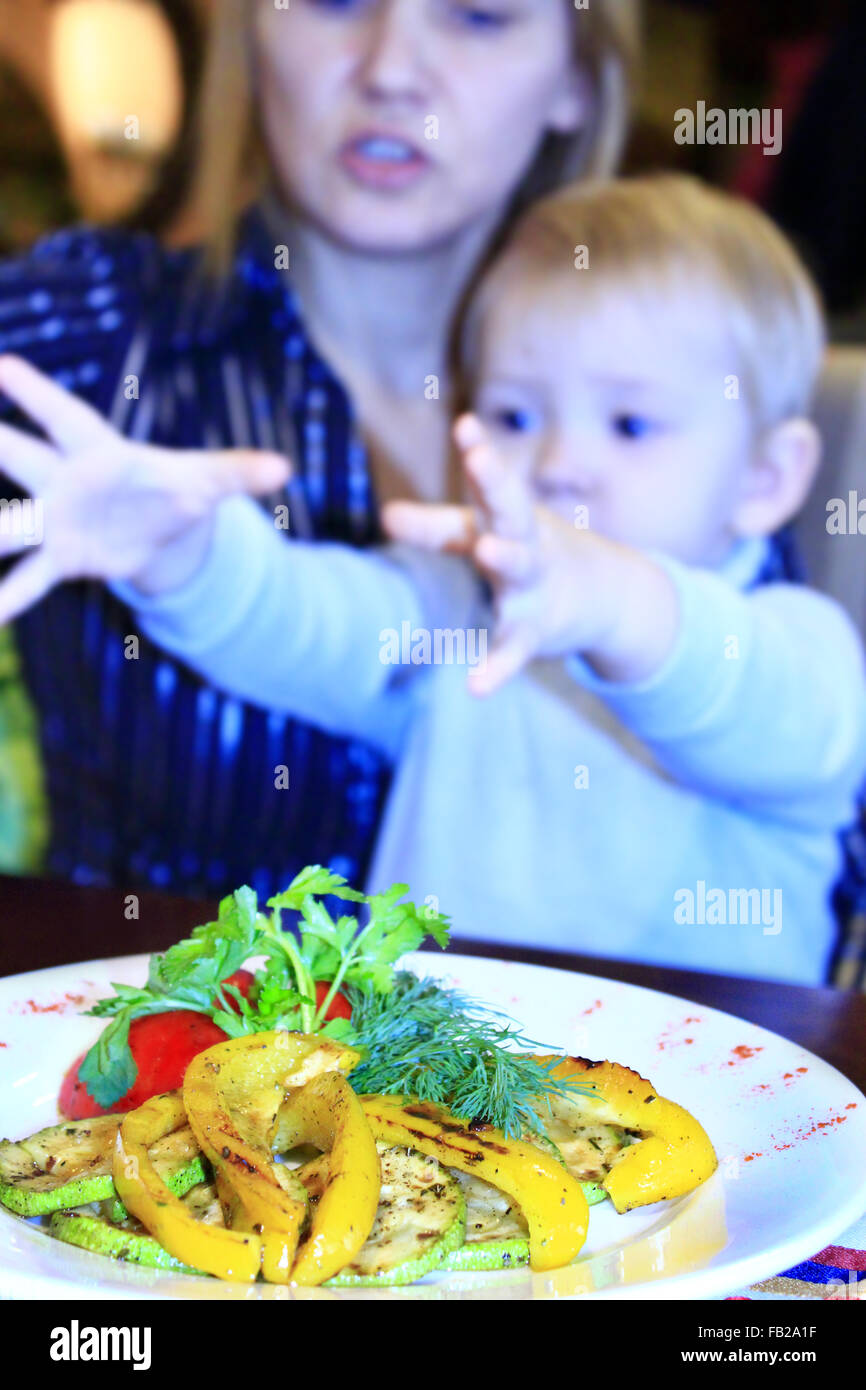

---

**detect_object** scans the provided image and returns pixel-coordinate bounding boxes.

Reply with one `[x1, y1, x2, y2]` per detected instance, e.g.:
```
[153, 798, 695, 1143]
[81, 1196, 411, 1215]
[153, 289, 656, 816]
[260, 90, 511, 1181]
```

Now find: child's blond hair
[467, 174, 826, 431]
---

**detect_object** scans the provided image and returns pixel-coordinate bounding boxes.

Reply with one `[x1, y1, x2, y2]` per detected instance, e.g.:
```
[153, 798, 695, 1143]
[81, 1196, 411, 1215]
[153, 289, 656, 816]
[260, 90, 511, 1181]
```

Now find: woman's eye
[453, 3, 512, 31]
[493, 407, 537, 432]
[613, 414, 655, 440]
[306, 0, 364, 12]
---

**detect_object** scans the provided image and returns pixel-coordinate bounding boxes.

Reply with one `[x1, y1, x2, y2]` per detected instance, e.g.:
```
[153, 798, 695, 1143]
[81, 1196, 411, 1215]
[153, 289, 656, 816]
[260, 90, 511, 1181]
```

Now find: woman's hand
[0, 355, 291, 625]
[383, 414, 679, 695]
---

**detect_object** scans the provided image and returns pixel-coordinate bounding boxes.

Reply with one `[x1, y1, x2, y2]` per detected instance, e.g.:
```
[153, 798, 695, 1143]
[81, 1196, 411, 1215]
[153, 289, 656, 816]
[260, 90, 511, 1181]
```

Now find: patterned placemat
[727, 1211, 866, 1299]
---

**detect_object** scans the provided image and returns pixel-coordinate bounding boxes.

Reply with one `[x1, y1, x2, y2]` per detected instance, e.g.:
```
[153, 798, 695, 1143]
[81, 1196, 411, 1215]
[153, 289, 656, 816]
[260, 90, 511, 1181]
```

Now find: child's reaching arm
[385, 416, 866, 831]
[571, 558, 866, 831]
[111, 493, 481, 761]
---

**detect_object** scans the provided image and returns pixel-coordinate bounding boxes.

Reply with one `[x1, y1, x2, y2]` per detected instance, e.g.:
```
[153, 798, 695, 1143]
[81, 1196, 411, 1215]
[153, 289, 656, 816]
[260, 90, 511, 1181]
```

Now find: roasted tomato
[59, 970, 255, 1119]
[314, 981, 352, 1022]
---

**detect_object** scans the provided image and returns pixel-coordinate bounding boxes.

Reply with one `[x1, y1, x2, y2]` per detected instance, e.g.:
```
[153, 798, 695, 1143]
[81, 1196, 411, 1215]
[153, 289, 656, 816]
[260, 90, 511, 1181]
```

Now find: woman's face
[254, 0, 586, 252]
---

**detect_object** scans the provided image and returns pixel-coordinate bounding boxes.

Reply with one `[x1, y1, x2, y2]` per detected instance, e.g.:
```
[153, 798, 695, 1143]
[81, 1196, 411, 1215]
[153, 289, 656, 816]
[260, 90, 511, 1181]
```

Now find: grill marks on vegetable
[403, 1105, 510, 1157]
[0, 1116, 207, 1217]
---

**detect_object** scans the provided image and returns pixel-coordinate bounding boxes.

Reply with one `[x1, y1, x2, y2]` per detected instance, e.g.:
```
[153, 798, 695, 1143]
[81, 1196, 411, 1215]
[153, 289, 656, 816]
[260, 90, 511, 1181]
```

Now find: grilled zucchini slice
[441, 1178, 609, 1272]
[105, 1148, 208, 1223]
[534, 1113, 639, 1186]
[440, 1167, 530, 1271]
[296, 1144, 465, 1287]
[48, 1181, 223, 1274]
[0, 1114, 206, 1216]
[439, 1135, 608, 1273]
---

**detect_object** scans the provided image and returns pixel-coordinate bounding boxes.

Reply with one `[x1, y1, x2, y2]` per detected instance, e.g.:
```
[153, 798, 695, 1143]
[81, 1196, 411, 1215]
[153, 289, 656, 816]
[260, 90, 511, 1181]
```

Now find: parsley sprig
[79, 867, 449, 1107]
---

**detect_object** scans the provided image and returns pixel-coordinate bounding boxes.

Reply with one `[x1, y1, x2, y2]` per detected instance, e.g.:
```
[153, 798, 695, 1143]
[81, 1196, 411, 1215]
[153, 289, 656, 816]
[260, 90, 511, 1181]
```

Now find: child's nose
[536, 443, 601, 499]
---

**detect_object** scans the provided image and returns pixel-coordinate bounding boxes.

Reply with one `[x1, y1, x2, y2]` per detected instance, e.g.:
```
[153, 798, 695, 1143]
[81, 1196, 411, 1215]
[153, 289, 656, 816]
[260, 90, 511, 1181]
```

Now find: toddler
[121, 175, 866, 986]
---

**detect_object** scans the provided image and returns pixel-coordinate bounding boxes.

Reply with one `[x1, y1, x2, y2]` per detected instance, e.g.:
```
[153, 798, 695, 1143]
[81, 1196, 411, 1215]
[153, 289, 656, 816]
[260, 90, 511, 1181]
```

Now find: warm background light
[50, 0, 182, 154]
[48, 0, 183, 217]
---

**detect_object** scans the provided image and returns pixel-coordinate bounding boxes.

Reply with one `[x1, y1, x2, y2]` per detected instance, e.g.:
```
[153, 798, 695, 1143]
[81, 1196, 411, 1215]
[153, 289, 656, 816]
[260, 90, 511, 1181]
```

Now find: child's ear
[731, 418, 822, 538]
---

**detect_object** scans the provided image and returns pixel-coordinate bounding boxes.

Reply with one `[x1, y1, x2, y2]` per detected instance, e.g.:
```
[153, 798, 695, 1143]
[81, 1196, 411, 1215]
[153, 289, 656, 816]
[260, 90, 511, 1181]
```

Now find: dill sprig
[346, 972, 595, 1139]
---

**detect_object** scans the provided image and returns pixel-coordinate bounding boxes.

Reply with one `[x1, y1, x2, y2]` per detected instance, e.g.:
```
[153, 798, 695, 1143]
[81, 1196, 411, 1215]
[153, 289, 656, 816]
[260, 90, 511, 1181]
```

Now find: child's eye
[492, 407, 538, 433]
[613, 414, 655, 440]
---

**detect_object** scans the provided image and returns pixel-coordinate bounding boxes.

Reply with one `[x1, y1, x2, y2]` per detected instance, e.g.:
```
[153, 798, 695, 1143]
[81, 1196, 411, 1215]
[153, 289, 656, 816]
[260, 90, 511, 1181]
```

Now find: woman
[0, 0, 638, 899]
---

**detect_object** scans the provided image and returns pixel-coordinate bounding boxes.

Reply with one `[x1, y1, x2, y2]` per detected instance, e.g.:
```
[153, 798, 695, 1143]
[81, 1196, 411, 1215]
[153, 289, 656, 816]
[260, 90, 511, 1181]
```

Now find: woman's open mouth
[339, 132, 432, 192]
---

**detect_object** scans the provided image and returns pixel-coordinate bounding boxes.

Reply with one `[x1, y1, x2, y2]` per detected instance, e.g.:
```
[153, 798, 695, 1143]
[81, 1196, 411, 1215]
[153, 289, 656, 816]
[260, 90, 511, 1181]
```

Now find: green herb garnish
[345, 973, 594, 1138]
[79, 868, 448, 1107]
[77, 867, 591, 1133]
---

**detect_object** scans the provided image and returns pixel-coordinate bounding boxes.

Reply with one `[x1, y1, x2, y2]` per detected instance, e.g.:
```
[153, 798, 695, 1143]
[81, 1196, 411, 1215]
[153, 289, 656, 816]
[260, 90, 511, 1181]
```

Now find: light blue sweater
[117, 498, 866, 985]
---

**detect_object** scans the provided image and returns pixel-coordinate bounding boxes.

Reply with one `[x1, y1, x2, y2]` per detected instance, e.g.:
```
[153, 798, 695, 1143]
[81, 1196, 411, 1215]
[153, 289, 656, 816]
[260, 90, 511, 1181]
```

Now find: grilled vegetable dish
[0, 868, 718, 1285]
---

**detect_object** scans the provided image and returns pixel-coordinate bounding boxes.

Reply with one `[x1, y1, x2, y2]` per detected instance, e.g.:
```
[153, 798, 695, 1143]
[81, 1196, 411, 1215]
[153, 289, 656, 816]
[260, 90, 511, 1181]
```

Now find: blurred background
[1, 0, 864, 333]
[1, 0, 866, 917]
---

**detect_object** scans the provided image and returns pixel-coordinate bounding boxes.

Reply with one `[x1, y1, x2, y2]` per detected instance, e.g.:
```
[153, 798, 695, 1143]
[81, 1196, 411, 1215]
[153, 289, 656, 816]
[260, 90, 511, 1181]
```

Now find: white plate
[1, 950, 864, 1301]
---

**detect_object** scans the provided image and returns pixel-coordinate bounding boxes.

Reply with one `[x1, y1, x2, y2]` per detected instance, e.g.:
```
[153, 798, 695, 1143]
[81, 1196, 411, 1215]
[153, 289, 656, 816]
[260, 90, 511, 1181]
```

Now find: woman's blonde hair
[465, 173, 827, 429]
[191, 0, 641, 274]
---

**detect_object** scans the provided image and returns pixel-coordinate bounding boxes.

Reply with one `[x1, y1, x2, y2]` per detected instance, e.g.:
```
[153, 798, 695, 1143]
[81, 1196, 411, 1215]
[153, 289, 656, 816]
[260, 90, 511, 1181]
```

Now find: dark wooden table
[2, 873, 865, 1091]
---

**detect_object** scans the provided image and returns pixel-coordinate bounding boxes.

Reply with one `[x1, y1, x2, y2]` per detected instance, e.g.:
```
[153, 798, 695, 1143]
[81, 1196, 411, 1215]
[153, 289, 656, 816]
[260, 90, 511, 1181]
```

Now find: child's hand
[386, 414, 613, 694]
[384, 414, 680, 696]
[0, 356, 291, 624]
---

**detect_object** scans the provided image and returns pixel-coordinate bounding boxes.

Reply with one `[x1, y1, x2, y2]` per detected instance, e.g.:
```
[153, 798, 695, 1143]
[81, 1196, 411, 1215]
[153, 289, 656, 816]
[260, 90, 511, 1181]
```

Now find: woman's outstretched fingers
[0, 516, 41, 559]
[382, 499, 477, 552]
[196, 448, 292, 498]
[0, 549, 56, 628]
[0, 355, 113, 454]
[0, 420, 56, 494]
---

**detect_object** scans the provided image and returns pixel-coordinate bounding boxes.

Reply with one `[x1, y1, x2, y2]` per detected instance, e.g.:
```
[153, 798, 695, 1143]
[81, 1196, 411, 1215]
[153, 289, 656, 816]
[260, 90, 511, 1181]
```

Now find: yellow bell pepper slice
[532, 1055, 718, 1213]
[360, 1094, 588, 1272]
[273, 1071, 380, 1285]
[183, 1031, 358, 1284]
[113, 1091, 262, 1282]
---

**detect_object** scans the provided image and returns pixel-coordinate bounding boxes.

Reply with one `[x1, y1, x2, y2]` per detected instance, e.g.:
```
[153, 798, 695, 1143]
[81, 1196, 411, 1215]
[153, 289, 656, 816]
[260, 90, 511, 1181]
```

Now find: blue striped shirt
[0, 206, 390, 899]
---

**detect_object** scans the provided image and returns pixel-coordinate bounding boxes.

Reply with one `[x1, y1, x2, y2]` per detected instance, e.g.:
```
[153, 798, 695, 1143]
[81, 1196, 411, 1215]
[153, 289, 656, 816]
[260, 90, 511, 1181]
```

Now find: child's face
[472, 262, 760, 567]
